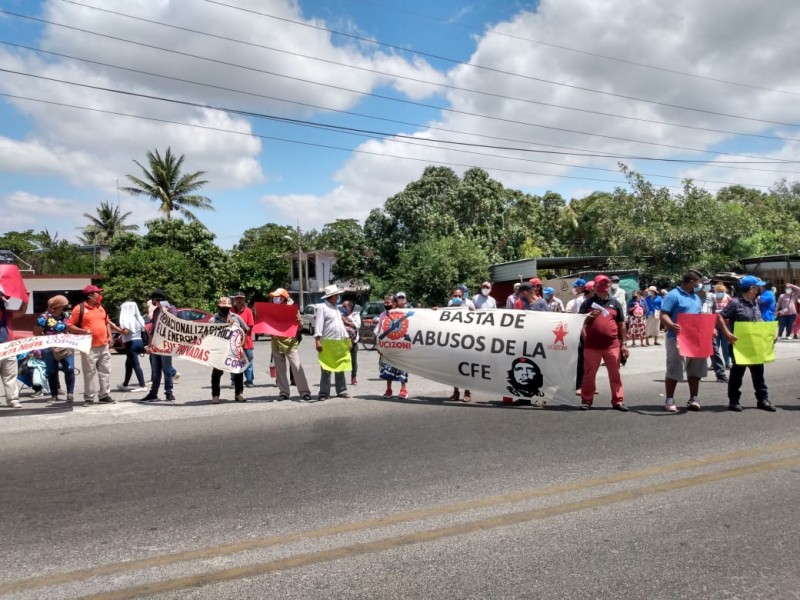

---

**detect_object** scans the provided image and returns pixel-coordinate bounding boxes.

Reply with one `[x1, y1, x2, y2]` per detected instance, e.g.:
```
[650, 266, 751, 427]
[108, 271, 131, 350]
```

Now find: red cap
[529, 277, 542, 286]
[594, 275, 610, 291]
[82, 284, 103, 294]
[585, 281, 595, 292]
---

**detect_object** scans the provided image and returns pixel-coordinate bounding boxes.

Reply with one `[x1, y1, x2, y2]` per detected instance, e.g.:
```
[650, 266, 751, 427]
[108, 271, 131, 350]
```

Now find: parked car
[300, 304, 317, 333]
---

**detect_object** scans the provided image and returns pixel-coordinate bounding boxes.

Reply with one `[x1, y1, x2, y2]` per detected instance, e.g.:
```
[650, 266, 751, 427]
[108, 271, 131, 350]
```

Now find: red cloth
[581, 346, 624, 406]
[233, 306, 255, 350]
[676, 313, 716, 358]
[252, 302, 299, 337]
[0, 264, 29, 309]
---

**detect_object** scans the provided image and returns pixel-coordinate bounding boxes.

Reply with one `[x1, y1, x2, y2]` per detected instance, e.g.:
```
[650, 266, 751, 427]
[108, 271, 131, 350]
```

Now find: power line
[349, 0, 800, 98]
[0, 72, 777, 191]
[202, 0, 800, 128]
[3, 39, 799, 177]
[1, 10, 796, 164]
[51, 0, 800, 139]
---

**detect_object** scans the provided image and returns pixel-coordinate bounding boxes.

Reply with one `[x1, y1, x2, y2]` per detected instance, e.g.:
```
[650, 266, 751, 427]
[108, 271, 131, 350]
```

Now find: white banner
[0, 334, 92, 361]
[148, 310, 250, 373]
[378, 308, 584, 403]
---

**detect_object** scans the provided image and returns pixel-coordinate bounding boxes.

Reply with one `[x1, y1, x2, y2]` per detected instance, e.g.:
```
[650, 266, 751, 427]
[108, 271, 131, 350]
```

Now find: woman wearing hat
[644, 286, 662, 346]
[33, 294, 76, 403]
[209, 296, 249, 404]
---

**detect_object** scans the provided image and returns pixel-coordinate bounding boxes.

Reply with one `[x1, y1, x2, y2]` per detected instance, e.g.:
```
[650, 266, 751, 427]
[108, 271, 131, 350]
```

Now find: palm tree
[121, 147, 213, 221]
[80, 201, 139, 245]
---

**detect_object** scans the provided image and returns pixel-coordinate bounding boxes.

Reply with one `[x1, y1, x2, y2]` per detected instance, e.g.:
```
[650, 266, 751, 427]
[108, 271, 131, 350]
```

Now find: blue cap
[544, 287, 555, 296]
[739, 275, 766, 289]
[573, 278, 586, 288]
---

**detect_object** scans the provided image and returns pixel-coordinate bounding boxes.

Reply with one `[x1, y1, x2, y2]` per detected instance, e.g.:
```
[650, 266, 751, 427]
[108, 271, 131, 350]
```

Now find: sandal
[462, 391, 472, 403]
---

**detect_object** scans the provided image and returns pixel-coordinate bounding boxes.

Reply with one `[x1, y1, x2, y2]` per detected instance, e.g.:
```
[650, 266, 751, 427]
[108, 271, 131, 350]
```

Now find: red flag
[253, 302, 299, 337]
[676, 313, 717, 358]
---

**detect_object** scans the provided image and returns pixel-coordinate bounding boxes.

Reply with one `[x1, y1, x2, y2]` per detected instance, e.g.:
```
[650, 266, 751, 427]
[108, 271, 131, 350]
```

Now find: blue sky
[1, 0, 800, 249]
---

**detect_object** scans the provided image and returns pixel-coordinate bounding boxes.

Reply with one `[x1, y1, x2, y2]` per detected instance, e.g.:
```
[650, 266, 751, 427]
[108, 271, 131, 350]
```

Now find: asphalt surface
[1, 337, 799, 599]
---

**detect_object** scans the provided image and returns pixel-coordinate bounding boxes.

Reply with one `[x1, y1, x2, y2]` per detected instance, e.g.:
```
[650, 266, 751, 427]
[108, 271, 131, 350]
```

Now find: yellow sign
[732, 321, 777, 365]
[318, 339, 352, 372]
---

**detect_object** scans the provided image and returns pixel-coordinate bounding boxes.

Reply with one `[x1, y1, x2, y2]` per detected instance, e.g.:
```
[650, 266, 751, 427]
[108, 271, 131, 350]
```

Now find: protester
[473, 281, 497, 309]
[758, 283, 776, 322]
[67, 285, 119, 406]
[33, 294, 75, 403]
[775, 282, 800, 339]
[269, 288, 311, 402]
[574, 280, 595, 394]
[341, 299, 361, 385]
[0, 285, 21, 408]
[447, 286, 474, 402]
[209, 296, 248, 404]
[527, 278, 546, 307]
[544, 287, 564, 313]
[314, 284, 350, 401]
[231, 292, 256, 388]
[140, 290, 177, 403]
[578, 275, 628, 411]
[644, 286, 662, 346]
[117, 300, 147, 392]
[610, 275, 627, 318]
[660, 270, 706, 412]
[698, 278, 727, 384]
[717, 275, 776, 412]
[395, 291, 409, 309]
[505, 282, 521, 309]
[376, 294, 409, 399]
[714, 283, 733, 369]
[626, 291, 646, 346]
[514, 282, 548, 311]
[565, 279, 587, 314]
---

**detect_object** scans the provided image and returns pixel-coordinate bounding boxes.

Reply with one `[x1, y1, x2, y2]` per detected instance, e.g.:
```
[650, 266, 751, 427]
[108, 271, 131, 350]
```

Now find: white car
[300, 304, 318, 333]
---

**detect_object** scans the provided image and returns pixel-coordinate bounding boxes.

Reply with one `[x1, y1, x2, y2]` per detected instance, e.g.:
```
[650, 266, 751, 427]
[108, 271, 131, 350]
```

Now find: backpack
[632, 303, 644, 318]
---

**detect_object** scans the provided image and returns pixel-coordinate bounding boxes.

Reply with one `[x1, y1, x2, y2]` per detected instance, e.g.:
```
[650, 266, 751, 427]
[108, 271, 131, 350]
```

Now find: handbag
[52, 347, 72, 360]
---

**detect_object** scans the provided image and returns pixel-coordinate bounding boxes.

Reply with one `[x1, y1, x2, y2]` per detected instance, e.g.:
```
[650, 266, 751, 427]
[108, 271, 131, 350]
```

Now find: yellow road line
[85, 455, 800, 600]
[1, 441, 798, 595]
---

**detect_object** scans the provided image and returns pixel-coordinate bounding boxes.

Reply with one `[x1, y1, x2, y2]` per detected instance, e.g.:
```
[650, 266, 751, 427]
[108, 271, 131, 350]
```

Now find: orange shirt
[68, 303, 110, 347]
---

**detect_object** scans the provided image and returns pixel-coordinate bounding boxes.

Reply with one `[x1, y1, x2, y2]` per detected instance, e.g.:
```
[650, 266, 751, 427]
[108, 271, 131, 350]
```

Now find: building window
[305, 257, 316, 278]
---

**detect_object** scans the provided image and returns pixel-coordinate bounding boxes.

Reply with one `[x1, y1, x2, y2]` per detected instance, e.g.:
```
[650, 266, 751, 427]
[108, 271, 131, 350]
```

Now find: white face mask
[272, 297, 281, 304]
[611, 283, 619, 291]
[703, 284, 712, 292]
[481, 287, 490, 296]
[786, 288, 791, 295]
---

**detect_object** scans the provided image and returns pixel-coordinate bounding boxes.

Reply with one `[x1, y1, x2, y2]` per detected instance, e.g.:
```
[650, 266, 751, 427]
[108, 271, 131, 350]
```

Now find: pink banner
[676, 313, 717, 358]
[252, 302, 299, 337]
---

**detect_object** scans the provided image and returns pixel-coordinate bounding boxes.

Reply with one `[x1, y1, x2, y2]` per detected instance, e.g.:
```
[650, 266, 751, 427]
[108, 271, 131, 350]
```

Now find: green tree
[228, 223, 296, 298]
[122, 147, 212, 221]
[80, 201, 139, 244]
[316, 219, 369, 282]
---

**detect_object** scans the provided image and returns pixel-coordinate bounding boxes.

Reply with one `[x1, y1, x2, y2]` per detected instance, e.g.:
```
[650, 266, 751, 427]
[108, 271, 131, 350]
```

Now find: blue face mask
[694, 284, 702, 293]
[715, 292, 724, 299]
[451, 297, 463, 305]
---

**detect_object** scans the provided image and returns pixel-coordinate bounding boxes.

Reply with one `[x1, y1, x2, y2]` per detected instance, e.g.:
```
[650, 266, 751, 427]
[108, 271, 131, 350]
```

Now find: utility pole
[297, 224, 304, 310]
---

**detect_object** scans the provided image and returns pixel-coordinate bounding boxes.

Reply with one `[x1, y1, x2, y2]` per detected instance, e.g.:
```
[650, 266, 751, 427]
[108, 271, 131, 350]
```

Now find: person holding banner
[141, 291, 178, 402]
[578, 275, 628, 411]
[0, 285, 21, 408]
[269, 288, 312, 402]
[717, 275, 776, 412]
[660, 270, 705, 413]
[231, 292, 256, 389]
[33, 294, 76, 403]
[314, 285, 351, 401]
[376, 295, 409, 399]
[209, 297, 249, 404]
[342, 300, 361, 385]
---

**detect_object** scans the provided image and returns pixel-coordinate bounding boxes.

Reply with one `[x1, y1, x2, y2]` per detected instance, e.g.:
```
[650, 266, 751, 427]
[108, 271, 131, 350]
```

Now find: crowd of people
[1, 271, 797, 412]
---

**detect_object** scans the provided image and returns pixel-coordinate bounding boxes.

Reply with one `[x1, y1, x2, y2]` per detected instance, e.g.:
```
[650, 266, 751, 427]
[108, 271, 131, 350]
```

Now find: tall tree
[80, 201, 139, 244]
[122, 147, 212, 221]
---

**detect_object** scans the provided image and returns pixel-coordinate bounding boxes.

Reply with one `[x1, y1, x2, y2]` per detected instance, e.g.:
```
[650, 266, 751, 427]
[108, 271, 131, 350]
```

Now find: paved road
[1, 339, 799, 599]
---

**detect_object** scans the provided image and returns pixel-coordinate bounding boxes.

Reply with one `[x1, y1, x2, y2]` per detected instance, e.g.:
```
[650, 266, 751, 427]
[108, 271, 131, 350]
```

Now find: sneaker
[613, 403, 629, 412]
[318, 395, 328, 402]
[98, 396, 116, 404]
[686, 399, 701, 411]
[278, 394, 289, 401]
[757, 400, 777, 412]
[164, 394, 176, 402]
[302, 394, 312, 402]
[172, 372, 181, 381]
[140, 394, 159, 402]
[116, 384, 131, 391]
[664, 399, 677, 413]
[49, 393, 61, 403]
[211, 396, 220, 404]
[580, 402, 591, 410]
[81, 399, 95, 407]
[66, 394, 74, 404]
[234, 394, 246, 402]
[8, 399, 21, 408]
[399, 389, 408, 399]
[338, 392, 350, 398]
[383, 389, 393, 398]
[129, 386, 147, 393]
[716, 375, 729, 383]
[31, 390, 45, 399]
[351, 377, 358, 385]
[245, 382, 254, 388]
[728, 402, 742, 412]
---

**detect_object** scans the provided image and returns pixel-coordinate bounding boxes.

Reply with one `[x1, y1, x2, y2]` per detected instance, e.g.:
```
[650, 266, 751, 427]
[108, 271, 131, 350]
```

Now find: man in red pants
[578, 275, 629, 411]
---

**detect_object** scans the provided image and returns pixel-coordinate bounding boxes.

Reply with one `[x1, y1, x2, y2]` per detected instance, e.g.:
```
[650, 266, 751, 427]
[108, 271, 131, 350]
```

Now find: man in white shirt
[611, 275, 627, 318]
[565, 278, 587, 313]
[505, 282, 521, 309]
[314, 285, 350, 400]
[473, 281, 497, 309]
